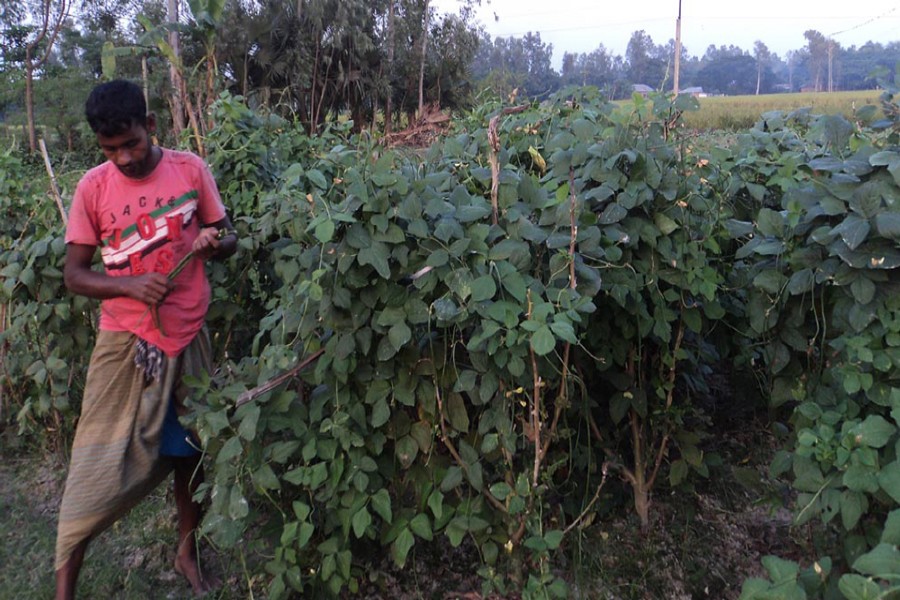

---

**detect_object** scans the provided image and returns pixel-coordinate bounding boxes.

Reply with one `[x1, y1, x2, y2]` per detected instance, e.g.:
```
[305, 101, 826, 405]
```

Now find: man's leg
[54, 538, 89, 600]
[172, 455, 219, 595]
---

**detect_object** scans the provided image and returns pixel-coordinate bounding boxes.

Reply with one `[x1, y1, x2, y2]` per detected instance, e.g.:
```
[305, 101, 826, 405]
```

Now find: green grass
[0, 456, 246, 600]
[681, 90, 883, 130]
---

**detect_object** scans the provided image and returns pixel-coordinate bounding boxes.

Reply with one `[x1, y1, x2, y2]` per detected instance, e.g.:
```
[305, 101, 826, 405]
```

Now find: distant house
[679, 86, 705, 97]
[632, 84, 654, 97]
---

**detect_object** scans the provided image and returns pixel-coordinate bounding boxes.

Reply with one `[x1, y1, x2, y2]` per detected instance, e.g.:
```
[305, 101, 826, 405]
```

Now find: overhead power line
[830, 5, 900, 38]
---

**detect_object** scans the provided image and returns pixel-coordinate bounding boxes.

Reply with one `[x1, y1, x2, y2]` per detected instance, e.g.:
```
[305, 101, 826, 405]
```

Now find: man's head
[85, 79, 148, 137]
[86, 80, 160, 179]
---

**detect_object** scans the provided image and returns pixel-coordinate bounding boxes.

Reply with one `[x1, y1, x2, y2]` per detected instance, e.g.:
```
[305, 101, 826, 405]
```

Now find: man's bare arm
[192, 215, 238, 261]
[63, 243, 173, 304]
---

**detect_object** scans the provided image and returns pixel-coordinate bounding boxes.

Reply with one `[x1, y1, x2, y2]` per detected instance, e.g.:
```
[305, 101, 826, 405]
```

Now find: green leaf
[440, 466, 463, 492]
[669, 459, 689, 486]
[269, 440, 300, 464]
[878, 461, 900, 503]
[756, 208, 784, 237]
[840, 490, 866, 530]
[598, 203, 627, 224]
[252, 464, 281, 490]
[762, 555, 800, 582]
[882, 509, 900, 544]
[371, 398, 390, 428]
[490, 482, 512, 501]
[549, 320, 578, 343]
[833, 214, 871, 251]
[314, 219, 335, 243]
[531, 325, 556, 356]
[217, 436, 243, 464]
[371, 489, 393, 524]
[306, 169, 328, 189]
[654, 213, 680, 235]
[447, 393, 469, 433]
[228, 487, 249, 520]
[544, 530, 564, 550]
[875, 212, 900, 240]
[351, 507, 371, 538]
[395, 436, 418, 469]
[388, 322, 412, 352]
[838, 574, 882, 600]
[392, 528, 415, 567]
[427, 489, 444, 519]
[358, 242, 391, 279]
[237, 404, 260, 441]
[470, 275, 497, 302]
[850, 276, 876, 305]
[753, 270, 786, 294]
[410, 513, 433, 541]
[852, 543, 900, 576]
[854, 415, 896, 448]
[445, 518, 466, 547]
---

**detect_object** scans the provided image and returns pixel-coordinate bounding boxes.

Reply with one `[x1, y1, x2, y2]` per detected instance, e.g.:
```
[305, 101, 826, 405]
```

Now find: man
[55, 79, 236, 599]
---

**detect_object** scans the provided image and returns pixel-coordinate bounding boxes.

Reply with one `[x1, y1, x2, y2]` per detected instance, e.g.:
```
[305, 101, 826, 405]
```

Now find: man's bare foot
[174, 552, 221, 596]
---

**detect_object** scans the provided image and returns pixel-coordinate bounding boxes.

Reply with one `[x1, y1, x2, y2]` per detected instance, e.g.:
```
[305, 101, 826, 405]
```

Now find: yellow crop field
[680, 90, 884, 130]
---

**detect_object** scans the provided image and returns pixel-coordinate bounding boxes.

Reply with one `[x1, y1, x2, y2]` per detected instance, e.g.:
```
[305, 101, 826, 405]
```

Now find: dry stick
[540, 168, 580, 460]
[234, 348, 325, 408]
[646, 318, 686, 490]
[38, 138, 68, 226]
[0, 302, 6, 422]
[527, 290, 542, 489]
[487, 105, 529, 225]
[563, 461, 610, 535]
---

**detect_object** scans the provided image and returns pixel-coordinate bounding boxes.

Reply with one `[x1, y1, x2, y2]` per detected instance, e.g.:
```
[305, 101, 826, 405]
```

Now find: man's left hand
[192, 227, 221, 260]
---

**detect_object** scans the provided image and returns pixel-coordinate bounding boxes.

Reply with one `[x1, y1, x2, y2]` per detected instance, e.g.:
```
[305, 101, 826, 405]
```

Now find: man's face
[96, 118, 156, 179]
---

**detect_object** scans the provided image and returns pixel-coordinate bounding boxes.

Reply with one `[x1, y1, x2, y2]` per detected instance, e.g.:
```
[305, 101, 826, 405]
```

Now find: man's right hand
[126, 272, 174, 305]
[64, 243, 176, 303]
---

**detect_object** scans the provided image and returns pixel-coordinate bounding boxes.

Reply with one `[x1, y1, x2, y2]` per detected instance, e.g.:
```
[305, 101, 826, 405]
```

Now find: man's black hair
[85, 80, 147, 136]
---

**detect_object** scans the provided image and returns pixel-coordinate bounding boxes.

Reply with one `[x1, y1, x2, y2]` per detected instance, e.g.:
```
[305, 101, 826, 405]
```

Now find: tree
[753, 40, 771, 95]
[803, 29, 829, 91]
[560, 44, 626, 98]
[22, 0, 71, 153]
[626, 30, 667, 89]
[696, 45, 756, 95]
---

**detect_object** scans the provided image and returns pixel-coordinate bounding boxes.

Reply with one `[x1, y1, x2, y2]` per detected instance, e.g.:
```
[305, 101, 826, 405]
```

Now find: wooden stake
[38, 138, 68, 226]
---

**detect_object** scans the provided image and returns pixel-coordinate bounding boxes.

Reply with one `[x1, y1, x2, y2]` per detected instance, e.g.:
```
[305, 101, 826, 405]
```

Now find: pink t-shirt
[66, 149, 227, 356]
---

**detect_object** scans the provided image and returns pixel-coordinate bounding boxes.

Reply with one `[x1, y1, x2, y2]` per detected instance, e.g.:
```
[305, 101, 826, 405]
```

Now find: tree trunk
[384, 0, 395, 136]
[756, 66, 761, 95]
[633, 477, 650, 531]
[631, 410, 651, 531]
[168, 0, 185, 137]
[25, 58, 36, 153]
[417, 0, 431, 119]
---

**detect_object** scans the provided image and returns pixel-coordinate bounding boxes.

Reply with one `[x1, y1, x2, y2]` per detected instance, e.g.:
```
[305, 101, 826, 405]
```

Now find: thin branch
[234, 348, 324, 408]
[527, 289, 542, 489]
[666, 318, 686, 410]
[433, 379, 508, 515]
[646, 433, 670, 490]
[541, 166, 581, 459]
[563, 461, 610, 534]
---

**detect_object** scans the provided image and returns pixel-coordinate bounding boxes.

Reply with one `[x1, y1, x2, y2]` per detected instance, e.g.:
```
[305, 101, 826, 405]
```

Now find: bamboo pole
[38, 138, 68, 226]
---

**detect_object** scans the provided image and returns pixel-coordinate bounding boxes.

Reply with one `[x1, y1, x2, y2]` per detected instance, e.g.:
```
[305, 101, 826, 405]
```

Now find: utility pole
[673, 0, 682, 95]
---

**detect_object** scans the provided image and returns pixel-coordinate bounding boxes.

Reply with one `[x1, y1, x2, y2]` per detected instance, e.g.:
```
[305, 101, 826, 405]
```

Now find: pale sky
[433, 0, 900, 67]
